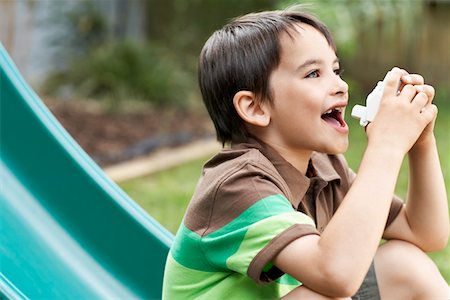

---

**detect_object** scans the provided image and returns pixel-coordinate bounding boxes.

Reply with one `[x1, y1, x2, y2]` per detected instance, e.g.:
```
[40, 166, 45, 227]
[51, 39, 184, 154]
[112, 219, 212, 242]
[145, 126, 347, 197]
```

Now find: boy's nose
[332, 76, 349, 96]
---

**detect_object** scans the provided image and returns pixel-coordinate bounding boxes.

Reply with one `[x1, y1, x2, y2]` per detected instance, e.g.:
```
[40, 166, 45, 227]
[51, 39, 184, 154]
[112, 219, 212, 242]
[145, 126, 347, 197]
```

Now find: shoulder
[202, 147, 290, 194]
[184, 147, 292, 235]
[205, 147, 278, 176]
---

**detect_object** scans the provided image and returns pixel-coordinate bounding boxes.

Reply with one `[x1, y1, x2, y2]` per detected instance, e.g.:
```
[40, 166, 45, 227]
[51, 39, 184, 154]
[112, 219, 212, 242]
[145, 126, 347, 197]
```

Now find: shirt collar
[310, 152, 341, 182]
[232, 137, 341, 208]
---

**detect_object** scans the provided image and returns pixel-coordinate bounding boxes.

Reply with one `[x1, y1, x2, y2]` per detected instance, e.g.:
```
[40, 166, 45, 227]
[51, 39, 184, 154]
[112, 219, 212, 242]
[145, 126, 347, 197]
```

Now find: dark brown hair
[198, 7, 336, 145]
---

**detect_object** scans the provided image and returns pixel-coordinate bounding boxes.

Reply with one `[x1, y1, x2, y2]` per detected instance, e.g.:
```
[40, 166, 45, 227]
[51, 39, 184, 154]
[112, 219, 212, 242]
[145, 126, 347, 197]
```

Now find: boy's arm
[275, 145, 404, 297]
[273, 68, 438, 297]
[383, 106, 449, 251]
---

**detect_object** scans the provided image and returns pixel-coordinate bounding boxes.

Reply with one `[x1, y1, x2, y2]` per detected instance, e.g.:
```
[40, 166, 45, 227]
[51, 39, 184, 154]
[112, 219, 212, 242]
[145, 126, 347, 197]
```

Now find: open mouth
[321, 108, 347, 128]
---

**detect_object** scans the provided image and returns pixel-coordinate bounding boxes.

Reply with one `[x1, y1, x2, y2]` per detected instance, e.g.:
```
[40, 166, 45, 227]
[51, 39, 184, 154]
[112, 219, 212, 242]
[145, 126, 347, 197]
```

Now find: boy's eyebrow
[296, 57, 340, 72]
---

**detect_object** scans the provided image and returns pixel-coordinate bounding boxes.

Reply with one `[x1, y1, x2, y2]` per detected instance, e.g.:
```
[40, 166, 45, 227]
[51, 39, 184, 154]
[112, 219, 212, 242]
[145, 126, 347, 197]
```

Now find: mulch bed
[45, 99, 215, 167]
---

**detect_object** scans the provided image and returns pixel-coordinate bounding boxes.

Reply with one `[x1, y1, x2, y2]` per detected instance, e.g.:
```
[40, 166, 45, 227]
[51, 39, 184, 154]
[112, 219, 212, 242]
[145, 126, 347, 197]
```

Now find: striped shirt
[162, 138, 403, 299]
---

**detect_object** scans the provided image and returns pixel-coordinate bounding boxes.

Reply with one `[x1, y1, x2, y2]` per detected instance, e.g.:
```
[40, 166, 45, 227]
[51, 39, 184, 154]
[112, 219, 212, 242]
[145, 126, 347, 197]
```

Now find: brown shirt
[229, 137, 403, 232]
[182, 137, 404, 283]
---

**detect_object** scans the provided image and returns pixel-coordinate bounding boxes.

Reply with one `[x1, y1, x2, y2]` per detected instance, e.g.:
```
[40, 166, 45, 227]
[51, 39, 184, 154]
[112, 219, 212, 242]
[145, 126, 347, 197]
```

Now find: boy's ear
[233, 91, 270, 127]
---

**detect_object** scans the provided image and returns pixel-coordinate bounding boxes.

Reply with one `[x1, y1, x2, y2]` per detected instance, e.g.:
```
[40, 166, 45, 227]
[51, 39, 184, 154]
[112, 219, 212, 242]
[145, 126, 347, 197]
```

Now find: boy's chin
[326, 142, 349, 155]
[326, 149, 347, 155]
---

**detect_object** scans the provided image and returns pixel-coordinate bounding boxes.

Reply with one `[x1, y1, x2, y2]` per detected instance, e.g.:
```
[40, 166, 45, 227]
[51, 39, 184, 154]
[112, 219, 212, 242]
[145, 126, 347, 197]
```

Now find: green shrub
[44, 41, 191, 107]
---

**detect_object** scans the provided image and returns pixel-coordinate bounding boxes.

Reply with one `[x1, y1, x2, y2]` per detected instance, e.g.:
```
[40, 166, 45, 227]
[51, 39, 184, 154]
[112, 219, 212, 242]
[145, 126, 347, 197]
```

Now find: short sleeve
[201, 193, 320, 284]
[177, 152, 322, 287]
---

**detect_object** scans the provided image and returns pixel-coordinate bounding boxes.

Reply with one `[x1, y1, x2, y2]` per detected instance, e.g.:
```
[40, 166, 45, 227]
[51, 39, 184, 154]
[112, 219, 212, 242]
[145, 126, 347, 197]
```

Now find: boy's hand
[365, 67, 437, 156]
[412, 86, 437, 150]
[400, 73, 437, 150]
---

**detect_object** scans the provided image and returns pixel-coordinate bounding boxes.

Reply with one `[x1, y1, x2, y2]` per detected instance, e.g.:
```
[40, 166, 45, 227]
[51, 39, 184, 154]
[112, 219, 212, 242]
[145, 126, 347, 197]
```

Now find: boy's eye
[334, 68, 344, 76]
[306, 70, 319, 78]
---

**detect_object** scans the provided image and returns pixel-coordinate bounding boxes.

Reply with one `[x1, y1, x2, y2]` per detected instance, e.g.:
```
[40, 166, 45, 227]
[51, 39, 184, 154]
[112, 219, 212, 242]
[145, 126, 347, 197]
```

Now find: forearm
[274, 144, 406, 296]
[406, 137, 449, 250]
[318, 145, 404, 284]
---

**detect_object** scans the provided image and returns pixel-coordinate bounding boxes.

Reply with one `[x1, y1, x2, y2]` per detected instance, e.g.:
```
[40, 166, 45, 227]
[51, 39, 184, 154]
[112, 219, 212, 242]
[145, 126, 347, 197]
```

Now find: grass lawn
[120, 95, 450, 283]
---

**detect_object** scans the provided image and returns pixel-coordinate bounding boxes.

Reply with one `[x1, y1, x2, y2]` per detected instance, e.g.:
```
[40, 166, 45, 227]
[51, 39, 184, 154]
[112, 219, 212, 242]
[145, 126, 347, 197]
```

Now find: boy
[163, 7, 449, 299]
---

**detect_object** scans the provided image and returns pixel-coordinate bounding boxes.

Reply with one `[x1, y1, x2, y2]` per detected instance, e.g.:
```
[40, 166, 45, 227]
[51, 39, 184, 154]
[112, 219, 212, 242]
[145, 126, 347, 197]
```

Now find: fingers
[411, 91, 429, 111]
[385, 66, 435, 105]
[381, 67, 436, 119]
[368, 68, 438, 152]
[399, 84, 417, 101]
[383, 67, 408, 95]
[420, 104, 438, 124]
[384, 67, 434, 100]
[401, 74, 424, 86]
[399, 86, 432, 115]
[415, 84, 435, 104]
[398, 84, 435, 111]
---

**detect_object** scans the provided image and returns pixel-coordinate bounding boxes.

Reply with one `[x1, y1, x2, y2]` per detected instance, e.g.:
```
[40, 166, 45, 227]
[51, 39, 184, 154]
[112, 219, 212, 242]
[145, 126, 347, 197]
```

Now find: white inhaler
[351, 72, 390, 127]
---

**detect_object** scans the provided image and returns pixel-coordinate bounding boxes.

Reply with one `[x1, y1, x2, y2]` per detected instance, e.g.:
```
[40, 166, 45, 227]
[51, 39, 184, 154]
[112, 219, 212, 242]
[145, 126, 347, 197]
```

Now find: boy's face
[266, 24, 349, 155]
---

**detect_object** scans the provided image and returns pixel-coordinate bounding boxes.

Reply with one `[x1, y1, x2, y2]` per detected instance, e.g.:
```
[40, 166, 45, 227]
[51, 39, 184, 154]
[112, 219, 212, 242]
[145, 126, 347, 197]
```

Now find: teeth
[323, 107, 342, 115]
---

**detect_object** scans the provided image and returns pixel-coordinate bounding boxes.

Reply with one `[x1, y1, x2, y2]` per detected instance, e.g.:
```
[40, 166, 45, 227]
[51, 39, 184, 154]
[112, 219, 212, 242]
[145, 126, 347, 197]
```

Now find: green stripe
[208, 194, 294, 238]
[226, 211, 315, 274]
[171, 194, 315, 272]
[170, 223, 222, 272]
[163, 255, 293, 299]
[163, 255, 230, 299]
[203, 194, 296, 268]
[276, 273, 300, 286]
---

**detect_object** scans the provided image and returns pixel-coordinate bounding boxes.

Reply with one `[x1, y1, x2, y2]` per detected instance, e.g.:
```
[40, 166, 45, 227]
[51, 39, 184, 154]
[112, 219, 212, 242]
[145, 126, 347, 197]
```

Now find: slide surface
[0, 43, 173, 299]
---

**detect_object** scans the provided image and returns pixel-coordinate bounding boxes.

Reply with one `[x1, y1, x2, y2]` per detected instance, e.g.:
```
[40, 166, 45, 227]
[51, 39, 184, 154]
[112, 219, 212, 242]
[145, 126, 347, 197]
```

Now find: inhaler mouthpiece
[351, 73, 390, 127]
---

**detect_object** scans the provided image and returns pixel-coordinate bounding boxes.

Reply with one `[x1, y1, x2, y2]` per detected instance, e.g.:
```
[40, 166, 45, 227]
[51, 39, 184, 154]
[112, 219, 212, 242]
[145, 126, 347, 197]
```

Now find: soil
[45, 99, 215, 167]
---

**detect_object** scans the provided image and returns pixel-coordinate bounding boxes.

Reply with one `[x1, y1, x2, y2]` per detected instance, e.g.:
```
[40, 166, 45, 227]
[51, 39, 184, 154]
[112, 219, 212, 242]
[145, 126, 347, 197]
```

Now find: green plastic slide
[0, 43, 174, 299]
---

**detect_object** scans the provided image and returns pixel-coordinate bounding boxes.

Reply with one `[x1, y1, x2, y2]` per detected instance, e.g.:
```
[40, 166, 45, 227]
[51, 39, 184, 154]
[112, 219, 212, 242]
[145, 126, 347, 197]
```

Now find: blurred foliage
[144, 0, 275, 71]
[44, 1, 108, 62]
[42, 0, 449, 109]
[64, 1, 108, 55]
[43, 0, 276, 107]
[278, 0, 421, 57]
[44, 40, 190, 107]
